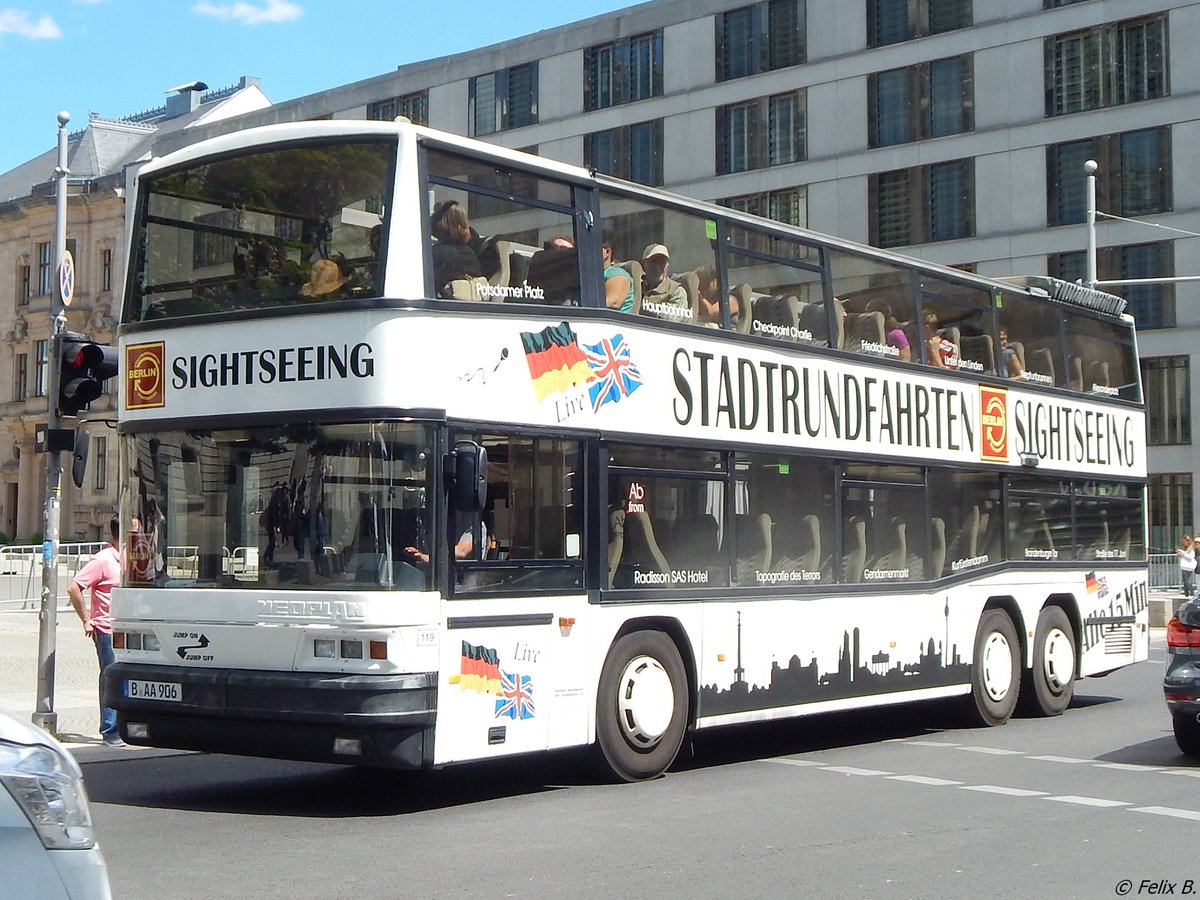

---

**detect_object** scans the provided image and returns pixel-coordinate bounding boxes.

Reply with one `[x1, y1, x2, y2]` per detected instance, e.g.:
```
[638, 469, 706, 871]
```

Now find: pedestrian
[67, 514, 124, 747]
[1177, 534, 1196, 599]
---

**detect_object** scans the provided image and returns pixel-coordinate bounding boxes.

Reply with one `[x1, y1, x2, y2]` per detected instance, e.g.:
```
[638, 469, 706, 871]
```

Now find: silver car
[0, 708, 112, 899]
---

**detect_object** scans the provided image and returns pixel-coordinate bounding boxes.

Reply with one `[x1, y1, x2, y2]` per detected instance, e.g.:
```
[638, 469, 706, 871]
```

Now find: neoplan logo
[126, 342, 165, 409]
[980, 387, 1008, 463]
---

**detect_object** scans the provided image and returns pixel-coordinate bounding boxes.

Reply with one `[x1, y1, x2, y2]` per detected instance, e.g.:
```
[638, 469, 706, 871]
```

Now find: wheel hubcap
[616, 655, 675, 748]
[981, 631, 1014, 702]
[1041, 626, 1075, 693]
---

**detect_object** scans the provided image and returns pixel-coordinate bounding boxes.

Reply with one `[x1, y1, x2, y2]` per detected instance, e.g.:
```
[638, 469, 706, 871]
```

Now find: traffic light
[58, 331, 118, 417]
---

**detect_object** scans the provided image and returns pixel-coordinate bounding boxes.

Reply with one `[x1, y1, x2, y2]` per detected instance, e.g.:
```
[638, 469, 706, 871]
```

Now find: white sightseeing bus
[106, 120, 1149, 781]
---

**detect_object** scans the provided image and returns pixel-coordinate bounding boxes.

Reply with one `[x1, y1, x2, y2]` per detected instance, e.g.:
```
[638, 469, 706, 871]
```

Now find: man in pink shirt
[68, 515, 123, 746]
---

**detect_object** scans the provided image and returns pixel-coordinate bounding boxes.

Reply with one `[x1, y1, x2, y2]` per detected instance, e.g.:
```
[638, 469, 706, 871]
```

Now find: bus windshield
[120, 421, 433, 591]
[126, 138, 395, 322]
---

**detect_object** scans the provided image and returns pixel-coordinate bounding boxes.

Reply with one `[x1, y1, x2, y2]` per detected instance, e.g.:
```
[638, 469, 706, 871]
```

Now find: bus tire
[965, 609, 1021, 727]
[1020, 606, 1076, 717]
[595, 630, 688, 782]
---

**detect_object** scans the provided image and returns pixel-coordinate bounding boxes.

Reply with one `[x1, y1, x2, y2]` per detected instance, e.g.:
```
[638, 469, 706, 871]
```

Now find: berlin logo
[126, 341, 165, 409]
[979, 387, 1008, 463]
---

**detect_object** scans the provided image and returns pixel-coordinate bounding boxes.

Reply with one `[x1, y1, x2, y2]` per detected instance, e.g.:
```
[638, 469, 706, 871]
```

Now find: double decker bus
[106, 120, 1149, 781]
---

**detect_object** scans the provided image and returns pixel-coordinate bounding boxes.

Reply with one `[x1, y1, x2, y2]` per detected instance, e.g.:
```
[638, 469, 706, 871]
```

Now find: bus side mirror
[446, 441, 487, 512]
[71, 429, 90, 489]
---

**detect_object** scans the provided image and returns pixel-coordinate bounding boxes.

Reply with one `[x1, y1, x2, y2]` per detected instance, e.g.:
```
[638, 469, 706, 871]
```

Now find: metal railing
[0, 543, 105, 610]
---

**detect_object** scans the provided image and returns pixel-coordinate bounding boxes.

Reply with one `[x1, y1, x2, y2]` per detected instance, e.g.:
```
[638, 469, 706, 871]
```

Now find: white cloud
[0, 9, 63, 38]
[192, 0, 302, 25]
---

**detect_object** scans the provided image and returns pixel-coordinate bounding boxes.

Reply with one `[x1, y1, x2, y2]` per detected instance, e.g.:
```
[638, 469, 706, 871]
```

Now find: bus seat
[489, 240, 513, 286]
[1112, 528, 1131, 559]
[1086, 359, 1111, 391]
[959, 334, 995, 374]
[679, 269, 702, 322]
[929, 516, 946, 580]
[672, 513, 719, 572]
[798, 299, 832, 347]
[1070, 356, 1084, 389]
[1027, 345, 1056, 384]
[619, 261, 644, 314]
[732, 283, 753, 333]
[732, 513, 773, 584]
[1007, 340, 1027, 372]
[844, 310, 885, 353]
[620, 511, 669, 576]
[752, 294, 799, 340]
[797, 513, 820, 574]
[843, 515, 867, 583]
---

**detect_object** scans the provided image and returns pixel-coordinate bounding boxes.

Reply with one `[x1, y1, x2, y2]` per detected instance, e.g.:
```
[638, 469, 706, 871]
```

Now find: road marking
[957, 746, 1023, 755]
[1094, 763, 1164, 772]
[1160, 769, 1200, 779]
[888, 774, 962, 786]
[764, 758, 824, 768]
[822, 766, 892, 777]
[1129, 806, 1200, 821]
[1044, 795, 1130, 808]
[889, 739, 960, 747]
[961, 785, 1048, 797]
[1028, 755, 1090, 764]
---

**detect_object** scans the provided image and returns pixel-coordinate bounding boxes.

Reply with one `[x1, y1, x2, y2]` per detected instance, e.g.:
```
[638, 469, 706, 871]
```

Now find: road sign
[59, 250, 74, 307]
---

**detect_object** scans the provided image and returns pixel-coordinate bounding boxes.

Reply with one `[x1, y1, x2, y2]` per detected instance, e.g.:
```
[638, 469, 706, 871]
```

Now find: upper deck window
[126, 139, 394, 323]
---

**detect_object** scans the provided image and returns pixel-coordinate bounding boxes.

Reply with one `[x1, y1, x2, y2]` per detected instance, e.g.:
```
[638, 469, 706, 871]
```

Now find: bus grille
[1104, 625, 1133, 655]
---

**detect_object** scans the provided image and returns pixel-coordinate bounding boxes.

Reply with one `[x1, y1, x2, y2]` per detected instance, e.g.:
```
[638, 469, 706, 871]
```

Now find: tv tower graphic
[734, 611, 745, 685]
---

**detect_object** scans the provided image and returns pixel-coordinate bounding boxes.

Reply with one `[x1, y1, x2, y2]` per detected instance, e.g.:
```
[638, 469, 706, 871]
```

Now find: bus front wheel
[966, 609, 1021, 726]
[595, 631, 688, 782]
[1020, 606, 1076, 717]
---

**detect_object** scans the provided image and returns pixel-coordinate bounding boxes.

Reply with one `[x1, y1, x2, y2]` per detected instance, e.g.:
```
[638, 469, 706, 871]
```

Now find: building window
[469, 63, 538, 136]
[717, 0, 806, 81]
[1050, 242, 1175, 331]
[1150, 473, 1192, 553]
[1045, 15, 1167, 117]
[14, 353, 27, 402]
[585, 31, 663, 110]
[1047, 127, 1171, 226]
[100, 248, 113, 293]
[869, 55, 973, 147]
[37, 242, 52, 296]
[367, 91, 428, 125]
[1045, 0, 1090, 6]
[17, 263, 30, 306]
[34, 339, 47, 397]
[869, 158, 975, 249]
[1142, 356, 1190, 446]
[717, 90, 806, 175]
[93, 436, 107, 491]
[585, 120, 664, 187]
[720, 187, 808, 258]
[868, 0, 970, 48]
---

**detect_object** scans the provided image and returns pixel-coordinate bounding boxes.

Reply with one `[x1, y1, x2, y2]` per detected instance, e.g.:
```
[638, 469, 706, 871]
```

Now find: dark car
[1164, 597, 1200, 756]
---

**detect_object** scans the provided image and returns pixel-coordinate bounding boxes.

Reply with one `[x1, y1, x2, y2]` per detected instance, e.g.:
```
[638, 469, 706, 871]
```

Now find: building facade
[12, 0, 1197, 548]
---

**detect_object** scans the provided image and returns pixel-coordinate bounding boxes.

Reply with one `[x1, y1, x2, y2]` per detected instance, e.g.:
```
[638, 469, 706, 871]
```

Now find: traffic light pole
[32, 111, 71, 735]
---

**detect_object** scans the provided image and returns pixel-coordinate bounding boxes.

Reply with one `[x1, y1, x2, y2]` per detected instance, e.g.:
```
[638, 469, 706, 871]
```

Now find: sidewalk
[0, 608, 107, 748]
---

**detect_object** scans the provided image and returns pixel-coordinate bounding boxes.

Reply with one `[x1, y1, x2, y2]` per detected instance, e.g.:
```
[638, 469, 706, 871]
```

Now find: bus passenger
[641, 244, 689, 320]
[695, 265, 739, 326]
[922, 312, 959, 370]
[867, 299, 910, 361]
[997, 327, 1025, 379]
[601, 242, 635, 312]
[300, 258, 349, 299]
[430, 200, 484, 297]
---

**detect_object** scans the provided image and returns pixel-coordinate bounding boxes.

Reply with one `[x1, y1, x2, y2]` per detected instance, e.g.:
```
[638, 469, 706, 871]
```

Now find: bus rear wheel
[1020, 606, 1076, 717]
[965, 609, 1021, 726]
[595, 631, 688, 782]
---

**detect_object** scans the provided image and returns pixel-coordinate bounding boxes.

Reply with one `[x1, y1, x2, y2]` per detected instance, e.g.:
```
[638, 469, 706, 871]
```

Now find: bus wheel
[1020, 606, 1076, 717]
[966, 609, 1021, 726]
[595, 631, 688, 782]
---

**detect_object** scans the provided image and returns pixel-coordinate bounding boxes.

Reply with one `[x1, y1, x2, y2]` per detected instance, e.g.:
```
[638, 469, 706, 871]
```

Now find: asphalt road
[73, 630, 1196, 900]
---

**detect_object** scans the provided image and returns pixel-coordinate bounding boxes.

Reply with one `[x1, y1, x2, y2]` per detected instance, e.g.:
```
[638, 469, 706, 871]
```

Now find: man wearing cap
[641, 243, 690, 320]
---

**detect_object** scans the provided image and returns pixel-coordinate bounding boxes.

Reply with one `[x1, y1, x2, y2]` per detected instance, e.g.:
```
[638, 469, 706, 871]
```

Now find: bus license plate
[125, 680, 181, 702]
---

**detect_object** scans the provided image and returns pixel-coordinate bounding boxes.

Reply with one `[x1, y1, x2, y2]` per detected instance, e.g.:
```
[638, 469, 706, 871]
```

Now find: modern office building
[5, 0, 1196, 549]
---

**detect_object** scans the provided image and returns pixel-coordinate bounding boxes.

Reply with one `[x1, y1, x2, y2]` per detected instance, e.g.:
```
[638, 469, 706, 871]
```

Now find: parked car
[1165, 597, 1200, 757]
[0, 707, 112, 899]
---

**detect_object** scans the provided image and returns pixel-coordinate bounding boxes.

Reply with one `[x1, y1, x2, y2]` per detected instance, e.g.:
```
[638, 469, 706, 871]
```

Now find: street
[48, 629, 1195, 900]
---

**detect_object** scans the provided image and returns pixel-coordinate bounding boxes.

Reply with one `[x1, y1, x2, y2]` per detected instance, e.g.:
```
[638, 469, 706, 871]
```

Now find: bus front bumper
[103, 662, 436, 769]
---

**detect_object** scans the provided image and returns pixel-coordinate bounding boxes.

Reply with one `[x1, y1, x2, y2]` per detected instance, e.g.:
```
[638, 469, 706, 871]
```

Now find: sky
[0, 0, 636, 174]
